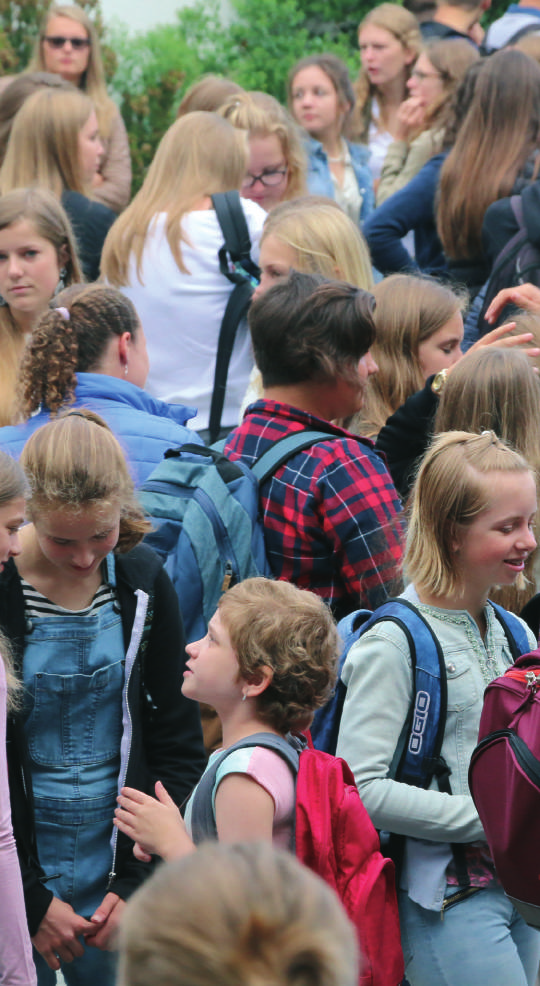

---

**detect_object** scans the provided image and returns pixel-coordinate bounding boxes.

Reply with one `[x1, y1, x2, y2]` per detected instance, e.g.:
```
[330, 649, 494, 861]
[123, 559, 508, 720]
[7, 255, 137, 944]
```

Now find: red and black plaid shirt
[225, 400, 404, 618]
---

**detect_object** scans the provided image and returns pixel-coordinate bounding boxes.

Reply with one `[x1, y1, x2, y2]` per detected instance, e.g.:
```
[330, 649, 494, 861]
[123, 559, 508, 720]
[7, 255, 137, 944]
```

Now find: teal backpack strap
[251, 430, 337, 484]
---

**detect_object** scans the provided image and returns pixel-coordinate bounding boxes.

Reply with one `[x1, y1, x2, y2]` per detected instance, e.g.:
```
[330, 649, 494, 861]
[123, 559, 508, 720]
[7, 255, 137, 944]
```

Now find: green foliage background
[0, 0, 511, 195]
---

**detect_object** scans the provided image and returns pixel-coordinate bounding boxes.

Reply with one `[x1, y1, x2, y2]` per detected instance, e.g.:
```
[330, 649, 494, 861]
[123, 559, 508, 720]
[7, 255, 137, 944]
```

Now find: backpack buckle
[525, 671, 540, 691]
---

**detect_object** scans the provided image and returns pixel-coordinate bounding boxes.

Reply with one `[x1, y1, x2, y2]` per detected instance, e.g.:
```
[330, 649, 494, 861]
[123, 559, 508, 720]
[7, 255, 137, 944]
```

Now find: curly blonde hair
[218, 578, 339, 733]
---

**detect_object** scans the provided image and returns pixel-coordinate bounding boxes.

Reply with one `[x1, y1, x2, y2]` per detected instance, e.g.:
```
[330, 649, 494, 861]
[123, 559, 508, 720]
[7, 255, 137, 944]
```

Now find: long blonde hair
[220, 91, 307, 202]
[352, 3, 421, 142]
[0, 187, 83, 426]
[101, 112, 249, 285]
[0, 87, 94, 197]
[30, 3, 116, 139]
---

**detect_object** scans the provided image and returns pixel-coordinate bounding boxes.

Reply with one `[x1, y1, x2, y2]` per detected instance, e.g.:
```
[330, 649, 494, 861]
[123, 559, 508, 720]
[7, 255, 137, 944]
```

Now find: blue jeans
[399, 884, 540, 986]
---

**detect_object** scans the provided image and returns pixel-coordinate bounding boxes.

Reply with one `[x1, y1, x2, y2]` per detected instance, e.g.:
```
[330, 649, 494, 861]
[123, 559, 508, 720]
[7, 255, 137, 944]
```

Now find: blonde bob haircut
[20, 409, 151, 553]
[405, 430, 533, 599]
[359, 274, 466, 438]
[262, 196, 374, 289]
[0, 87, 95, 198]
[117, 842, 359, 986]
[218, 577, 339, 734]
[30, 3, 117, 138]
[219, 91, 307, 201]
[101, 112, 249, 285]
[352, 3, 422, 142]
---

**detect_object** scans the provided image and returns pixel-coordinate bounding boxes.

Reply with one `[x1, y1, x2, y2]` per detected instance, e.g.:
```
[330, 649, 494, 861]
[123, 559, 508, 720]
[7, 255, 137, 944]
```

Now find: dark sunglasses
[43, 35, 91, 49]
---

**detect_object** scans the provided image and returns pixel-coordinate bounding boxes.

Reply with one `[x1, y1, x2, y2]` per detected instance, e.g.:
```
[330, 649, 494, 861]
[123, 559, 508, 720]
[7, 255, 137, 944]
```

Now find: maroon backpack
[469, 650, 540, 927]
[190, 731, 405, 986]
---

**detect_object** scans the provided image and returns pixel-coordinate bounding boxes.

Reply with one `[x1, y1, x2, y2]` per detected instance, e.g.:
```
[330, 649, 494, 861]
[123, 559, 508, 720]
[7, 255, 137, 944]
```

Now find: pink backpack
[469, 649, 540, 928]
[190, 731, 405, 986]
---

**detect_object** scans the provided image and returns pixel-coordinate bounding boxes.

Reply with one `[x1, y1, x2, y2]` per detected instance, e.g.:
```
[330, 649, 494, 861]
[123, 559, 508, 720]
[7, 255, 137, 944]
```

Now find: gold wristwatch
[431, 368, 448, 394]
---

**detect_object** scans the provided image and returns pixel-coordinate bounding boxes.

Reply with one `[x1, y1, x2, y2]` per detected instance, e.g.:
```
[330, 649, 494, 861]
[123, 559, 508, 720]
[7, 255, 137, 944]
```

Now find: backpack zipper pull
[221, 561, 234, 593]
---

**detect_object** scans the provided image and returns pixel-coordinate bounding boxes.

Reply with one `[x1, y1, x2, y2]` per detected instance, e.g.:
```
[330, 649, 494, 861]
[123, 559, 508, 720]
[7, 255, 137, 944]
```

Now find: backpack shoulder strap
[489, 600, 532, 660]
[211, 191, 255, 276]
[251, 430, 339, 484]
[208, 192, 260, 444]
[504, 19, 540, 46]
[189, 732, 300, 843]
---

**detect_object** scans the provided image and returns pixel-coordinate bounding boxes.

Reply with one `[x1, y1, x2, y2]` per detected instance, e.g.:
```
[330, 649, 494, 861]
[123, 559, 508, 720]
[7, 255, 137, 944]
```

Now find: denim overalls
[22, 554, 124, 986]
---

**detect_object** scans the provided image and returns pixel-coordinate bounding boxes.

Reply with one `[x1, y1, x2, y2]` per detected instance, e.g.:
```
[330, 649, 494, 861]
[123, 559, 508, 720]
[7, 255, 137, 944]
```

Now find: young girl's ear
[243, 665, 274, 700]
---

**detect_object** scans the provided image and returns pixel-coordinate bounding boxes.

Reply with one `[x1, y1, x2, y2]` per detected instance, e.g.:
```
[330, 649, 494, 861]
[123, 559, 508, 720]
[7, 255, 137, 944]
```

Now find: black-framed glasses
[43, 35, 91, 49]
[242, 168, 288, 188]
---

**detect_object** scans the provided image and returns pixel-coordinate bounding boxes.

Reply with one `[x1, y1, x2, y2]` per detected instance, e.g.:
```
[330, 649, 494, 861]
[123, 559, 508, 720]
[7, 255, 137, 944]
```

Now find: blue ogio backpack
[311, 597, 531, 793]
[138, 431, 334, 643]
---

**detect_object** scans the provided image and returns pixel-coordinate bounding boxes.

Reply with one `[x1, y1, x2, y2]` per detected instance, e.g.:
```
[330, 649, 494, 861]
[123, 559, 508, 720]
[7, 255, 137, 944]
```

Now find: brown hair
[288, 54, 356, 139]
[0, 71, 75, 165]
[0, 187, 83, 427]
[218, 578, 338, 733]
[118, 842, 359, 986]
[177, 75, 245, 117]
[249, 270, 375, 388]
[437, 49, 540, 260]
[20, 409, 151, 552]
[18, 284, 141, 418]
[0, 452, 27, 710]
[420, 39, 480, 133]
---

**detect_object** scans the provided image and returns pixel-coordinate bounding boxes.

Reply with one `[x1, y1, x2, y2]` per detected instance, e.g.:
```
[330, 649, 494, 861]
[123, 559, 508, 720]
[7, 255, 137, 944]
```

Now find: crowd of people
[2, 1, 540, 985]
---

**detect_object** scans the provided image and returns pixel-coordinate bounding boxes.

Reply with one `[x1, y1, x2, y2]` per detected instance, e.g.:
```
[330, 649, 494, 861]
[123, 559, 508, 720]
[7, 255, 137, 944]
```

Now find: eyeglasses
[43, 36, 91, 50]
[242, 168, 288, 188]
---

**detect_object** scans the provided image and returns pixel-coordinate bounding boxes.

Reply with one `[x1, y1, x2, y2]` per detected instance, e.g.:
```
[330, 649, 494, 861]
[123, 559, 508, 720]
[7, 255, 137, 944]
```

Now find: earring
[242, 692, 247, 702]
[54, 267, 67, 297]
[124, 362, 129, 377]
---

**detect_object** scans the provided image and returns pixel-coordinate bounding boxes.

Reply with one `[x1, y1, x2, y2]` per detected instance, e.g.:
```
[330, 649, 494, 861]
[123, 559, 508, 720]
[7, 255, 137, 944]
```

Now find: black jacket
[4, 544, 206, 935]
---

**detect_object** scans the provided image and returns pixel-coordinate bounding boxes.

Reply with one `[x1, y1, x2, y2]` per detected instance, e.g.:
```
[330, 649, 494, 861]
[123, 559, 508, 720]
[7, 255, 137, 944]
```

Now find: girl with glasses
[377, 38, 479, 205]
[29, 3, 132, 214]
[219, 91, 306, 213]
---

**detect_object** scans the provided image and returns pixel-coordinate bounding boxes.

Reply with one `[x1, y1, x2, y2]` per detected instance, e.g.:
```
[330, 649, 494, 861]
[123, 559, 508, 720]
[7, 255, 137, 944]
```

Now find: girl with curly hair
[114, 577, 339, 858]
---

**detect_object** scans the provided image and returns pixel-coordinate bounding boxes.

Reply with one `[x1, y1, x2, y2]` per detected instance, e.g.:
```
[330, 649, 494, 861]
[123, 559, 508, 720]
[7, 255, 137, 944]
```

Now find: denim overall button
[25, 618, 33, 633]
[446, 662, 456, 673]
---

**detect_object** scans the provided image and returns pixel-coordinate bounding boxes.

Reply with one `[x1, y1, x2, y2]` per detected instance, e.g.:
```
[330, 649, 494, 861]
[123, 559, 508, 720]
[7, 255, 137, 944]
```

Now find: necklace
[326, 153, 346, 163]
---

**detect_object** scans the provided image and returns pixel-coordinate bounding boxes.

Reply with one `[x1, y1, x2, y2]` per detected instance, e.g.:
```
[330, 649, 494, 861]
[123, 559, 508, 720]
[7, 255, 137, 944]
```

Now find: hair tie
[55, 307, 70, 320]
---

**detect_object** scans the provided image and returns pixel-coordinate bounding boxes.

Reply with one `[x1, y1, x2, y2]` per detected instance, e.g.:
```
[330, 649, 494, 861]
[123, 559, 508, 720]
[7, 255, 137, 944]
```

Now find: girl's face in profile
[33, 501, 121, 580]
[0, 497, 25, 571]
[453, 470, 537, 596]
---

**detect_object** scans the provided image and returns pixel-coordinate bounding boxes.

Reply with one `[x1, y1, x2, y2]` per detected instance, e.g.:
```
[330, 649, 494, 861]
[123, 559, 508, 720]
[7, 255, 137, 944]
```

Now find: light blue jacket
[304, 136, 375, 223]
[336, 584, 536, 910]
[0, 373, 203, 486]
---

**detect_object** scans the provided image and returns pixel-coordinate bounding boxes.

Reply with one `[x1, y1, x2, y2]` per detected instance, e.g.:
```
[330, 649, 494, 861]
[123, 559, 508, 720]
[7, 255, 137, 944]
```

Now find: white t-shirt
[120, 200, 266, 432]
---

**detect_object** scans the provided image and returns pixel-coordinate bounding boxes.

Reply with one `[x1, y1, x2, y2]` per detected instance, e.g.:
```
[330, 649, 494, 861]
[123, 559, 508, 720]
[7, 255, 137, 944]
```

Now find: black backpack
[207, 191, 260, 444]
[477, 196, 540, 335]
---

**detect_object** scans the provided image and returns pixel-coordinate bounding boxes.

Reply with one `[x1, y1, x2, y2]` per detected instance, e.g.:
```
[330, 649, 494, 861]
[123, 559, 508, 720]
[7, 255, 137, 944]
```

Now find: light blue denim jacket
[336, 584, 536, 910]
[304, 136, 375, 224]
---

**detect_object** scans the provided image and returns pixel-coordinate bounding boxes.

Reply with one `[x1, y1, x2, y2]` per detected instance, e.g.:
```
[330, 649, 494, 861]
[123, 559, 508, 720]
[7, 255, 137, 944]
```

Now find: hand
[467, 20, 484, 44]
[115, 781, 194, 861]
[91, 172, 104, 188]
[84, 893, 125, 951]
[31, 897, 94, 970]
[484, 283, 540, 324]
[456, 321, 540, 371]
[395, 96, 426, 142]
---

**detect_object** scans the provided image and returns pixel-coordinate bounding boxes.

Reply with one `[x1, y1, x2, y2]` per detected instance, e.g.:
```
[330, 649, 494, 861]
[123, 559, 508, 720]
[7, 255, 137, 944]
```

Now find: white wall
[100, 0, 185, 33]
